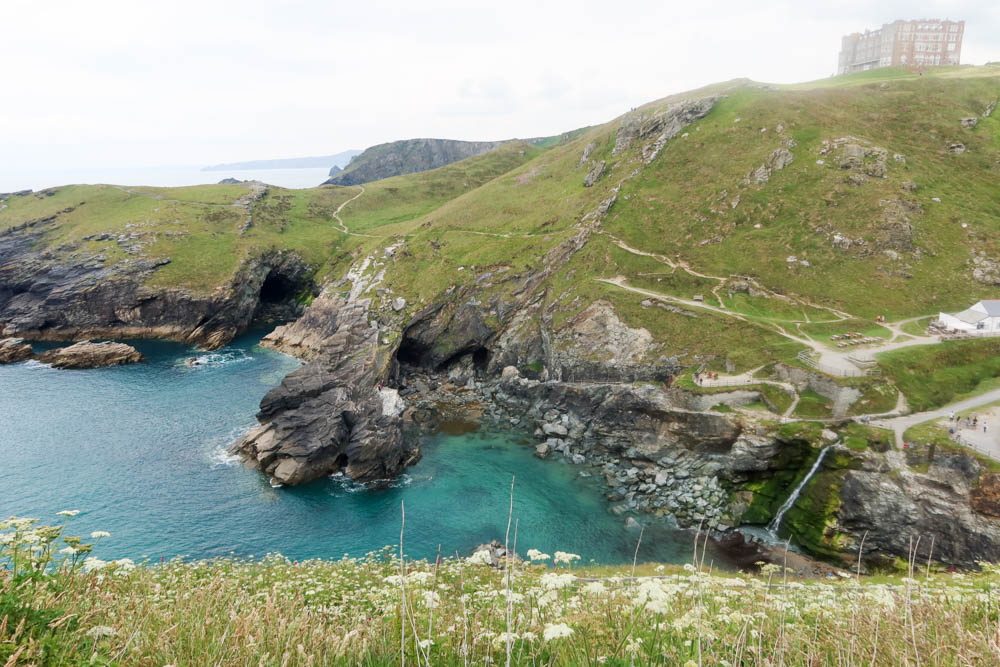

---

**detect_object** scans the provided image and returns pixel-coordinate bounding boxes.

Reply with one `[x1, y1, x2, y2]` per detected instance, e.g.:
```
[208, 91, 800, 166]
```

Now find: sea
[0, 331, 708, 565]
[0, 166, 332, 193]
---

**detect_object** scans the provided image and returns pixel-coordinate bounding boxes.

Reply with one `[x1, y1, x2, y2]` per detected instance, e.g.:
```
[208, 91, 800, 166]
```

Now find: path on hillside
[871, 389, 1000, 456]
[596, 277, 862, 373]
[331, 186, 376, 237]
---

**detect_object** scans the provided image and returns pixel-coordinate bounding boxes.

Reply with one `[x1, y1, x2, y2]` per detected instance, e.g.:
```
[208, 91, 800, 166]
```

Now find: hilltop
[2, 65, 1000, 567]
[323, 137, 514, 186]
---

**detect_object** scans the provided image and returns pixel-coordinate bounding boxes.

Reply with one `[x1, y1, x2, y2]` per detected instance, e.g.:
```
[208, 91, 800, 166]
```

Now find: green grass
[878, 339, 1000, 411]
[793, 389, 834, 419]
[799, 318, 892, 343]
[900, 316, 935, 336]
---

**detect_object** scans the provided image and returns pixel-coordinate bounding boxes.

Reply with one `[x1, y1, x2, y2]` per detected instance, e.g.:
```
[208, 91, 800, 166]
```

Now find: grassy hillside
[3, 66, 999, 374]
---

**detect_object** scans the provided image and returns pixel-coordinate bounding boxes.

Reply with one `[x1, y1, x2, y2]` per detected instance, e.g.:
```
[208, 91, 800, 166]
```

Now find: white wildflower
[493, 632, 519, 648]
[540, 572, 575, 590]
[418, 639, 433, 650]
[83, 557, 108, 573]
[56, 510, 80, 517]
[526, 549, 551, 561]
[466, 550, 493, 566]
[553, 551, 580, 565]
[543, 623, 574, 641]
[581, 581, 607, 596]
[59, 546, 78, 555]
[90, 531, 110, 539]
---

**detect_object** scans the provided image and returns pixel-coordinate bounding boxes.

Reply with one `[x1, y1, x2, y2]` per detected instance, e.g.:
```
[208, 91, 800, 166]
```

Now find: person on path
[985, 422, 989, 434]
[949, 411, 955, 421]
[974, 416, 978, 427]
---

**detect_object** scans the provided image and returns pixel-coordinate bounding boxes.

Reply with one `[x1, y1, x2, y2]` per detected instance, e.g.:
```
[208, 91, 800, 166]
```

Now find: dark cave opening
[259, 272, 297, 304]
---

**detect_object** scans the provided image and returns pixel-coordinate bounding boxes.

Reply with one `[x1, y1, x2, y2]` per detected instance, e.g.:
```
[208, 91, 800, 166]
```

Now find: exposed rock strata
[0, 221, 310, 349]
[38, 341, 144, 369]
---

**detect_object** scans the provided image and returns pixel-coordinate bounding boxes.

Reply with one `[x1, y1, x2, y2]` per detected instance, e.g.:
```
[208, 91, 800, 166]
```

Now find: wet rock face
[0, 337, 33, 363]
[0, 223, 310, 349]
[231, 295, 421, 486]
[838, 454, 1000, 567]
[37, 341, 144, 369]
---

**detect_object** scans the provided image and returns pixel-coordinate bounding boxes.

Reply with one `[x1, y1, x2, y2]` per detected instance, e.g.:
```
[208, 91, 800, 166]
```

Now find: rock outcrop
[230, 294, 421, 486]
[324, 138, 509, 186]
[38, 340, 144, 369]
[0, 337, 33, 363]
[0, 220, 311, 349]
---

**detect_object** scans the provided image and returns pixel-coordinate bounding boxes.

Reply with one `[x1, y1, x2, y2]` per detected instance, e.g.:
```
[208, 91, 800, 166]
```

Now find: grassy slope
[2, 67, 998, 374]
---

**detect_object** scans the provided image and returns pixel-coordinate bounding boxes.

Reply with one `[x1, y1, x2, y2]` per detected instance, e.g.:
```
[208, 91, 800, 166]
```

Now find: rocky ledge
[37, 341, 144, 369]
[0, 337, 33, 363]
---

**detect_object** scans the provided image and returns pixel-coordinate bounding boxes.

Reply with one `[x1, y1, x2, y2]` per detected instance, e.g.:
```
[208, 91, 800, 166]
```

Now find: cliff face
[0, 223, 312, 349]
[323, 138, 508, 186]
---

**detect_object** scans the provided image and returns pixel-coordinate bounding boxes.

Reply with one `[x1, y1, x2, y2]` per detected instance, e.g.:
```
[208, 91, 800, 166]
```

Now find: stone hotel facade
[838, 19, 964, 75]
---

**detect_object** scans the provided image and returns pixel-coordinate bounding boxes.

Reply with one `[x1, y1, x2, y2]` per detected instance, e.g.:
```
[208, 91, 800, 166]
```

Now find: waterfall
[767, 444, 835, 538]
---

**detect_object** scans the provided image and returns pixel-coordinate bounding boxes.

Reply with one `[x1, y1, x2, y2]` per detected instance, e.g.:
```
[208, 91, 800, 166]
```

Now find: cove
[0, 332, 704, 564]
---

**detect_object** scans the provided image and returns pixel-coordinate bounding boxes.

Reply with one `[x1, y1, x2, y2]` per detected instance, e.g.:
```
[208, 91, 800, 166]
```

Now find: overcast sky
[2, 0, 997, 170]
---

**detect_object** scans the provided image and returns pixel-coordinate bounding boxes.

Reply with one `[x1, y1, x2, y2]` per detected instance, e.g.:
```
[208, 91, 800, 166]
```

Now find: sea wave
[22, 359, 53, 370]
[179, 349, 253, 369]
[208, 425, 254, 467]
[327, 472, 421, 495]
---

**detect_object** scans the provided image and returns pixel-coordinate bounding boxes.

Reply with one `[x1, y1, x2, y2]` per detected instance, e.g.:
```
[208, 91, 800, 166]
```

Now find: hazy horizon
[2, 0, 997, 174]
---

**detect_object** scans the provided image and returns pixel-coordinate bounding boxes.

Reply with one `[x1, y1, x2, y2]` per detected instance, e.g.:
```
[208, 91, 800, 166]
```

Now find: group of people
[948, 411, 987, 433]
[693, 371, 718, 385]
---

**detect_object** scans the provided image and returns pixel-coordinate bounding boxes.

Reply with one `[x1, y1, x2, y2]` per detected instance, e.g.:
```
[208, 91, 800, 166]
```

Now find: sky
[2, 0, 997, 171]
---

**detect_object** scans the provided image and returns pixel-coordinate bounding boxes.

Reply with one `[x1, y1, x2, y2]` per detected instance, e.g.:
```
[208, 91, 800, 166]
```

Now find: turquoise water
[0, 332, 702, 564]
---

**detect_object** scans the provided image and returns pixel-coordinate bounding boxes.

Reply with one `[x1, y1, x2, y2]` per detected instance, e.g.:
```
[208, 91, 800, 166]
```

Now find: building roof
[954, 308, 988, 324]
[978, 300, 1000, 317]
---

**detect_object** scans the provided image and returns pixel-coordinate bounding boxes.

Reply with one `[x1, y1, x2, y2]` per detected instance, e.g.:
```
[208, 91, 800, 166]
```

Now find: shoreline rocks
[0, 337, 33, 363]
[37, 340, 144, 369]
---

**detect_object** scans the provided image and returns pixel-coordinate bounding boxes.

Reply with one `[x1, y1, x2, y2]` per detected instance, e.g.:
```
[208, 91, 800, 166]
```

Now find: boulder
[392, 297, 407, 312]
[38, 341, 143, 369]
[960, 117, 978, 129]
[542, 422, 568, 437]
[0, 337, 33, 364]
[583, 160, 605, 187]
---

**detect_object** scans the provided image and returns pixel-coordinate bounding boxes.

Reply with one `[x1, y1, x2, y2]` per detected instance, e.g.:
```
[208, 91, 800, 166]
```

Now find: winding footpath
[331, 185, 376, 237]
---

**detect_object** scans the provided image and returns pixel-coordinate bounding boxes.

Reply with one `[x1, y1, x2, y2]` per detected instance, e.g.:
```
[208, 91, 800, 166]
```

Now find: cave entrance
[335, 453, 348, 471]
[259, 272, 297, 304]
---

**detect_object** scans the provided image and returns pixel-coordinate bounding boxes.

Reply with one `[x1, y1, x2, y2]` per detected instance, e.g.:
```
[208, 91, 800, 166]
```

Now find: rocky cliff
[0, 221, 312, 349]
[323, 138, 509, 186]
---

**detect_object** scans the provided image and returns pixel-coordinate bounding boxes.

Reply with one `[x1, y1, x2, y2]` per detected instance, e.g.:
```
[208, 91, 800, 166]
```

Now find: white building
[938, 300, 1000, 333]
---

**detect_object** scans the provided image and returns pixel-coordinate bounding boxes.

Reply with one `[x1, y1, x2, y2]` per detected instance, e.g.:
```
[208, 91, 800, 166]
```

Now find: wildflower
[526, 549, 551, 561]
[59, 546, 78, 555]
[83, 557, 108, 573]
[85, 625, 117, 639]
[418, 639, 433, 650]
[466, 550, 493, 566]
[543, 623, 574, 641]
[625, 636, 643, 655]
[56, 510, 80, 517]
[520, 632, 537, 642]
[553, 551, 580, 565]
[113, 558, 136, 572]
[90, 531, 111, 539]
[581, 581, 607, 596]
[493, 632, 519, 648]
[540, 572, 575, 590]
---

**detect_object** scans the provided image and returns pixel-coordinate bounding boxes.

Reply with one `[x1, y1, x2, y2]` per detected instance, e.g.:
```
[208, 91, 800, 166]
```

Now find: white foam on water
[22, 359, 53, 370]
[180, 349, 254, 369]
[208, 425, 254, 467]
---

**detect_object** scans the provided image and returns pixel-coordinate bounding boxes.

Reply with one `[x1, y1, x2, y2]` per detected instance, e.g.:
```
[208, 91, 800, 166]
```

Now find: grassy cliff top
[3, 66, 998, 372]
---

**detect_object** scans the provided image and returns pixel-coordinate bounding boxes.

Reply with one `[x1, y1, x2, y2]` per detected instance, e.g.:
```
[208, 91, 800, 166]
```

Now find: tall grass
[3, 513, 1000, 665]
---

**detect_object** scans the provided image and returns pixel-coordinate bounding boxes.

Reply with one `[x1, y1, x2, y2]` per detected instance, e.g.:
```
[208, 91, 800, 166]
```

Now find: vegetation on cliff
[4, 513, 1000, 666]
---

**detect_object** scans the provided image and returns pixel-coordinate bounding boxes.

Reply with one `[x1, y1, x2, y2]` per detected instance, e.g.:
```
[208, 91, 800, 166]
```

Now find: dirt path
[872, 388, 1000, 457]
[331, 186, 376, 237]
